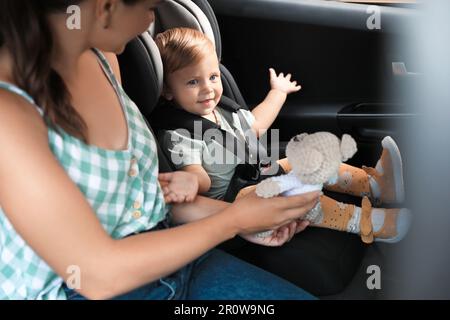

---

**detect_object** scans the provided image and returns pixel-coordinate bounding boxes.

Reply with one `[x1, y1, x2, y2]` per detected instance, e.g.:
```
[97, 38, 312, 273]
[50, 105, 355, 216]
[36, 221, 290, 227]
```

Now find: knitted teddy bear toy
[250, 132, 410, 243]
[256, 132, 357, 225]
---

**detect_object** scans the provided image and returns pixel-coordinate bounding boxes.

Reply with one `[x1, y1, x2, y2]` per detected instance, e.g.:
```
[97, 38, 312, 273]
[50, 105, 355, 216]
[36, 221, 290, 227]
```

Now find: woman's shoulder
[0, 86, 43, 124]
[0, 80, 48, 143]
[99, 51, 122, 84]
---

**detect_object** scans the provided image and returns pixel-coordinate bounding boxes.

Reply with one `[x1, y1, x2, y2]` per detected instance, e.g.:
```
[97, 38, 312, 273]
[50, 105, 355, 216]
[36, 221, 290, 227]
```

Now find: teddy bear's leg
[309, 195, 411, 244]
[324, 136, 404, 205]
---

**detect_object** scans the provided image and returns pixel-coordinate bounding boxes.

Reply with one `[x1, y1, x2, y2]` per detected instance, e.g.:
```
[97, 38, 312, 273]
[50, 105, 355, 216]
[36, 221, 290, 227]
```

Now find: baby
[154, 27, 411, 244]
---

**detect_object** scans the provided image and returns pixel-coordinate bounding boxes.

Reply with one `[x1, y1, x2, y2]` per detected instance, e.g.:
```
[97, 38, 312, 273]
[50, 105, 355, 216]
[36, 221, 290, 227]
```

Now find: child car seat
[117, 0, 366, 296]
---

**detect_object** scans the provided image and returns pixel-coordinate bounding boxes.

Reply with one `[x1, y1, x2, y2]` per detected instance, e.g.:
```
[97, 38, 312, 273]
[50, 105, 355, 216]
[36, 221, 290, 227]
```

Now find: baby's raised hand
[158, 171, 199, 204]
[269, 68, 301, 94]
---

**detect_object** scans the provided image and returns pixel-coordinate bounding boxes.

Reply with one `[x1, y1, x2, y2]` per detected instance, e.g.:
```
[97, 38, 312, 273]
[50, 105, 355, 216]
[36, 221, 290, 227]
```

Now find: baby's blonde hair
[155, 27, 216, 77]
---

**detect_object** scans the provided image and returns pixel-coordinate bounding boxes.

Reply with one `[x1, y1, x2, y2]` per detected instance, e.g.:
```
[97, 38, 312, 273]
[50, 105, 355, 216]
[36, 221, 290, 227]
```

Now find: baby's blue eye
[187, 79, 198, 86]
[210, 75, 219, 81]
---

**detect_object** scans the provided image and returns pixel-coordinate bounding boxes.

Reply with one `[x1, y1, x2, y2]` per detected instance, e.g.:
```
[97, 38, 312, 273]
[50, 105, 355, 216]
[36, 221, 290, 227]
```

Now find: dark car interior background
[118, 0, 419, 298]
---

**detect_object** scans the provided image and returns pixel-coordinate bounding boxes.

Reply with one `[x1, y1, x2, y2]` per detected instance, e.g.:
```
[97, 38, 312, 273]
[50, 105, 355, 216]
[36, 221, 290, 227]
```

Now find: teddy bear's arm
[256, 172, 301, 198]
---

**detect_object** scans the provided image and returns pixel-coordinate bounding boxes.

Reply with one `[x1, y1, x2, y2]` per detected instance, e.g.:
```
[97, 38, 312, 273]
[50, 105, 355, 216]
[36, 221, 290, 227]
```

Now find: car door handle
[392, 62, 421, 76]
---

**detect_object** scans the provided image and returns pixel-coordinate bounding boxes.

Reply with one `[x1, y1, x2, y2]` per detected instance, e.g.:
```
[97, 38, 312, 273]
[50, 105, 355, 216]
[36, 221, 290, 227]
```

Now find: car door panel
[209, 0, 419, 165]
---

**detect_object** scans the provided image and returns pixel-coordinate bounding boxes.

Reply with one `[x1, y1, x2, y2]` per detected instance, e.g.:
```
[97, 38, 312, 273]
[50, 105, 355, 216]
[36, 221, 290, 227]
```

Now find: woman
[0, 0, 319, 300]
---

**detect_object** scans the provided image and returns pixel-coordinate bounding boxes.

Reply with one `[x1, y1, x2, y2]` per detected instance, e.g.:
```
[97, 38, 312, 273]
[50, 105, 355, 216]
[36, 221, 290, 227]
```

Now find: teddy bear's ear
[291, 133, 308, 143]
[295, 147, 324, 176]
[287, 133, 309, 161]
[340, 134, 357, 161]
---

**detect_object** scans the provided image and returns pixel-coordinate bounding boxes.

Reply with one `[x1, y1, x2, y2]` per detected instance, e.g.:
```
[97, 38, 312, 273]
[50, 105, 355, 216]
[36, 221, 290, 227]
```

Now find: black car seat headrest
[151, 0, 221, 60]
[118, 33, 163, 119]
[190, 0, 222, 60]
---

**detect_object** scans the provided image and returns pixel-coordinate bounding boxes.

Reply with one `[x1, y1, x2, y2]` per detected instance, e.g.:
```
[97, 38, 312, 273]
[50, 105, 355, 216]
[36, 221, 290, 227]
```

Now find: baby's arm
[251, 68, 301, 137]
[181, 164, 211, 194]
[162, 130, 211, 199]
[159, 171, 200, 203]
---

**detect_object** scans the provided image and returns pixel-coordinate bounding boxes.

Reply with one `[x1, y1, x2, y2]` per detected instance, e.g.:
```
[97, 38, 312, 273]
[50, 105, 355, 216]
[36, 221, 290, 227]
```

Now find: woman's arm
[171, 196, 311, 248]
[0, 93, 232, 299]
[100, 190, 319, 299]
[0, 93, 318, 300]
[170, 195, 229, 224]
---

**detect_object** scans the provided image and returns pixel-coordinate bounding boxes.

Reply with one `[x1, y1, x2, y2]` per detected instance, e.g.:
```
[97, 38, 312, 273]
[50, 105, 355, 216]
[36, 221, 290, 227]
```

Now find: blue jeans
[63, 249, 315, 300]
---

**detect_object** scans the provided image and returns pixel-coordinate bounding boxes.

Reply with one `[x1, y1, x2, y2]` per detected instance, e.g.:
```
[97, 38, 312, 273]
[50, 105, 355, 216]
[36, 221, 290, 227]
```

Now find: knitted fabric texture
[286, 132, 357, 185]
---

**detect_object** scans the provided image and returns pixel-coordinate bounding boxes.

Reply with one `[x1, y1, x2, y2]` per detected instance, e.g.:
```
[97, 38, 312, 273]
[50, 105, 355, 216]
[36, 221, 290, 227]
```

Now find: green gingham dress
[0, 49, 168, 299]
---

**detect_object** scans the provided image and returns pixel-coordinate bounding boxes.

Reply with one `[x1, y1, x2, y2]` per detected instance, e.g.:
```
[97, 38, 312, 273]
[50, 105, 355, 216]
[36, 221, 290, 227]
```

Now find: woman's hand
[226, 190, 320, 236]
[240, 220, 310, 247]
[269, 68, 301, 95]
[158, 171, 199, 204]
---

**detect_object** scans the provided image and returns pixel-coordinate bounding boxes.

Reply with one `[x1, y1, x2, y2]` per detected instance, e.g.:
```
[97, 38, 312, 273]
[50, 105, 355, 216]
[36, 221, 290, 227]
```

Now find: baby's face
[164, 49, 223, 116]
